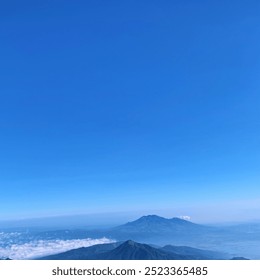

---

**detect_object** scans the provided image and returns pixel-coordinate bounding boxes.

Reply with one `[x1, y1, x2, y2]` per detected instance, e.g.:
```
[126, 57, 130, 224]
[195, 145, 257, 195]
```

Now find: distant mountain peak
[112, 214, 203, 239]
[135, 215, 167, 222]
[125, 215, 194, 226]
[141, 215, 164, 218]
[133, 215, 193, 221]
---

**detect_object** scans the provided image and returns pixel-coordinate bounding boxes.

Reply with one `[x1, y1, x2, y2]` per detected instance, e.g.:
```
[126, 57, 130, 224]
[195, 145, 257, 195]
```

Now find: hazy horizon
[1, 208, 260, 230]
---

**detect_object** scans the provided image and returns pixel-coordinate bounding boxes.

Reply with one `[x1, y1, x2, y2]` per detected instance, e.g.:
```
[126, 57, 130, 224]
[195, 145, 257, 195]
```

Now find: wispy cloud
[179, 215, 191, 221]
[0, 237, 114, 260]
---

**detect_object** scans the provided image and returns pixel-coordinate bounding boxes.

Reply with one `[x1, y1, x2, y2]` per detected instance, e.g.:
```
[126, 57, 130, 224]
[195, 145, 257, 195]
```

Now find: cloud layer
[0, 236, 114, 260]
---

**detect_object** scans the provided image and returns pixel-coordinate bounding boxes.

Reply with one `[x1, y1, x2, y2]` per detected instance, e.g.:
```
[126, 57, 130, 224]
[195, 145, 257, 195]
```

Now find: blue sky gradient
[0, 0, 260, 223]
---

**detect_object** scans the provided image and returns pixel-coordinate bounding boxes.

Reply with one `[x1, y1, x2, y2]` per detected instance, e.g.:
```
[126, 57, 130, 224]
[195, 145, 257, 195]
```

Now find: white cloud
[0, 237, 115, 260]
[179, 215, 191, 221]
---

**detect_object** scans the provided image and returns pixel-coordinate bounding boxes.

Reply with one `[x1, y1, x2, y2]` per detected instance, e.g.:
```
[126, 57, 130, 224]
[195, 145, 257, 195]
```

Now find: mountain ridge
[121, 215, 197, 227]
[38, 240, 228, 260]
[105, 214, 213, 245]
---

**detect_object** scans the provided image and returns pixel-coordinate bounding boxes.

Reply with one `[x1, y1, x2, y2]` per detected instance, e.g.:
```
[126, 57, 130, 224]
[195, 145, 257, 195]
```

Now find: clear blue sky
[0, 0, 260, 223]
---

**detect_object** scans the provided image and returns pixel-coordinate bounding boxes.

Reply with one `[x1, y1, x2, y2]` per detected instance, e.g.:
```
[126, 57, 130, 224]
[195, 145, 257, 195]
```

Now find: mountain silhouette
[39, 240, 190, 260]
[116, 215, 203, 232]
[96, 240, 190, 260]
[38, 240, 228, 260]
[105, 215, 212, 245]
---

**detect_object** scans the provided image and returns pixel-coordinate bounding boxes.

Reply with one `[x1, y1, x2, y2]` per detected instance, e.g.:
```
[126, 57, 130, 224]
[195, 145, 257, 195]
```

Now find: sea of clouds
[0, 233, 114, 259]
